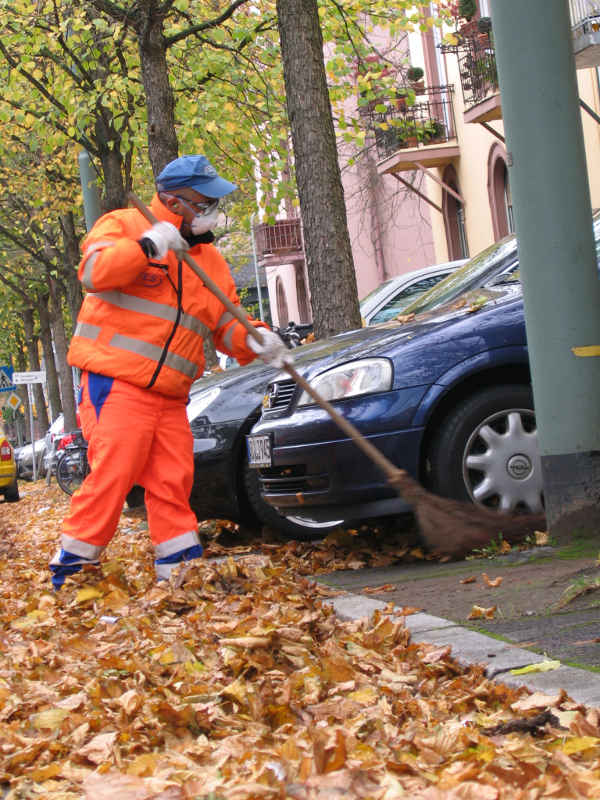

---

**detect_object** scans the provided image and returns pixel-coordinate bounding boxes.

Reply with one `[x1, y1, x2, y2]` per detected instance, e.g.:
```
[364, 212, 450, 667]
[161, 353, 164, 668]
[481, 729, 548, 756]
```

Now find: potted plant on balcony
[406, 65, 425, 93]
[393, 88, 410, 111]
[458, 0, 478, 37]
[422, 119, 447, 144]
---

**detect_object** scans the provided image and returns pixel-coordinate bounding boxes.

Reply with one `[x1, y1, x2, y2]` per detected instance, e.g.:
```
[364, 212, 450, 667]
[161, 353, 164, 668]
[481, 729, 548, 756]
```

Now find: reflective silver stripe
[95, 291, 205, 335]
[74, 322, 102, 340]
[109, 334, 198, 379]
[56, 537, 104, 560]
[216, 311, 235, 329]
[155, 530, 201, 559]
[223, 321, 240, 351]
[81, 241, 115, 291]
[155, 561, 180, 580]
[82, 252, 99, 290]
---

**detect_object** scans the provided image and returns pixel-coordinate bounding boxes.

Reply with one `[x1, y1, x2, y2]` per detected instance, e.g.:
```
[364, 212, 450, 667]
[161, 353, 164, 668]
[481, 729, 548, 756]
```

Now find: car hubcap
[462, 408, 543, 513]
[285, 515, 345, 529]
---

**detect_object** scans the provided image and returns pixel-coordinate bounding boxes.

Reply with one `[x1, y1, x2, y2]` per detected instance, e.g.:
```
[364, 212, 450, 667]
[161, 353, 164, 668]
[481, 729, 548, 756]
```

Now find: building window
[488, 143, 514, 240]
[442, 165, 469, 259]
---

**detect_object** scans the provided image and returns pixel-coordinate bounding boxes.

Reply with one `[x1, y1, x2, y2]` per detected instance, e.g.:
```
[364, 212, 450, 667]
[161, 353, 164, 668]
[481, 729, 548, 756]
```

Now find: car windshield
[359, 279, 395, 306]
[403, 210, 600, 317]
[401, 236, 519, 316]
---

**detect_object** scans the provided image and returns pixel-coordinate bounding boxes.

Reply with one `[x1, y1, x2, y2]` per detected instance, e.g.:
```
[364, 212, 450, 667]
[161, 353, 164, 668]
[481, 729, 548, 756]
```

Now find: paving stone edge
[326, 593, 600, 708]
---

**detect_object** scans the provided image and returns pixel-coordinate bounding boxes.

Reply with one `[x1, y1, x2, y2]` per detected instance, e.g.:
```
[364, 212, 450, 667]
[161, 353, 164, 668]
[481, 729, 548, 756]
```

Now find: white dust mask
[191, 201, 219, 235]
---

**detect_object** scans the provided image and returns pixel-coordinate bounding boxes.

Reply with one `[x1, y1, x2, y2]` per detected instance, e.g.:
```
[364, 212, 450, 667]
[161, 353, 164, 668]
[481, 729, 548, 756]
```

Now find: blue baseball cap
[156, 155, 237, 199]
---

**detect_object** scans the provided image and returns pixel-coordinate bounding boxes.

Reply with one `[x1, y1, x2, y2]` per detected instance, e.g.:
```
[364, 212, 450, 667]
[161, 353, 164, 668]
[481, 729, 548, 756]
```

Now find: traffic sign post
[0, 365, 15, 393]
[12, 371, 46, 481]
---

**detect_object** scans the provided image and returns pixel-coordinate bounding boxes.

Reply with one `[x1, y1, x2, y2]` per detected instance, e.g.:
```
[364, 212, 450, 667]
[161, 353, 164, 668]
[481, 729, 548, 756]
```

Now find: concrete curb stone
[326, 593, 600, 708]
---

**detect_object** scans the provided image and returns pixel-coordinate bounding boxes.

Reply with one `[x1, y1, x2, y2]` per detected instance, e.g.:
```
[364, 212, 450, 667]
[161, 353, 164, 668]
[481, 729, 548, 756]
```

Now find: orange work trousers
[60, 373, 200, 575]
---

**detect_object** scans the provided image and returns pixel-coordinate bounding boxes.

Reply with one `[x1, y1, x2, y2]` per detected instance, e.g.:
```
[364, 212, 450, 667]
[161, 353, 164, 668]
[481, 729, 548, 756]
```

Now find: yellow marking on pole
[572, 345, 600, 357]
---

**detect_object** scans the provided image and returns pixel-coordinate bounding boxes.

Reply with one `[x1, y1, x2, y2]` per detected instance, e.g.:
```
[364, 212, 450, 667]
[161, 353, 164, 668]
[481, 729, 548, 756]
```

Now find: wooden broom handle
[128, 191, 402, 484]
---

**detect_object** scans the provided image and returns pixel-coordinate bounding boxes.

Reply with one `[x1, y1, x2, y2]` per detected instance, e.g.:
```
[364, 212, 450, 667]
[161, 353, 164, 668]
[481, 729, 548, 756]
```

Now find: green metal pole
[491, 0, 600, 537]
[78, 150, 102, 231]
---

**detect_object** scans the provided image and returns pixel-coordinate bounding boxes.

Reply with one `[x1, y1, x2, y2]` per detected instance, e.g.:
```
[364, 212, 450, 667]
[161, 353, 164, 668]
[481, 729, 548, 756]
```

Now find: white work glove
[141, 221, 188, 259]
[247, 329, 292, 368]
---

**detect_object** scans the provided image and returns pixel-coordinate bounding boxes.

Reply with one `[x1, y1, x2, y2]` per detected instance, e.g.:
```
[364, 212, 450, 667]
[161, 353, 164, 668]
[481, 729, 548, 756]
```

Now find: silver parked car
[360, 260, 467, 325]
[15, 438, 47, 480]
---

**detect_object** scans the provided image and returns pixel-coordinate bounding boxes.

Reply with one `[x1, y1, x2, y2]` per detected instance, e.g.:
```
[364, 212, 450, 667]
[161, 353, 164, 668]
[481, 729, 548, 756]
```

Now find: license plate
[246, 434, 272, 468]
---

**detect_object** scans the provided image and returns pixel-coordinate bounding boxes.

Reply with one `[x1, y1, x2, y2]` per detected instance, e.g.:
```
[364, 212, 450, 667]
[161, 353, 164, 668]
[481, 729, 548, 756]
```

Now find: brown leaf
[460, 576, 477, 584]
[482, 573, 503, 588]
[534, 530, 549, 545]
[77, 731, 118, 764]
[467, 605, 497, 620]
[511, 690, 566, 712]
[361, 583, 396, 594]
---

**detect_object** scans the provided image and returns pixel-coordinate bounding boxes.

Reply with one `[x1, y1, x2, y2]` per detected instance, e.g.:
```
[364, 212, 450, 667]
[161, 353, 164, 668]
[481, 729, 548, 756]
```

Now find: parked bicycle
[55, 430, 90, 496]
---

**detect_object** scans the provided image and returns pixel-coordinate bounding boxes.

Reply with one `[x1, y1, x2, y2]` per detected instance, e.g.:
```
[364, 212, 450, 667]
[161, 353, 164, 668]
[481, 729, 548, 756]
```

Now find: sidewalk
[317, 537, 600, 707]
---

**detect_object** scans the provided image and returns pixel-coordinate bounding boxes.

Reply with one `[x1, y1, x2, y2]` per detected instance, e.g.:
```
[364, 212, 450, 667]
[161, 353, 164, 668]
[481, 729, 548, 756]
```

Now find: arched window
[275, 276, 289, 327]
[488, 143, 515, 240]
[442, 165, 469, 260]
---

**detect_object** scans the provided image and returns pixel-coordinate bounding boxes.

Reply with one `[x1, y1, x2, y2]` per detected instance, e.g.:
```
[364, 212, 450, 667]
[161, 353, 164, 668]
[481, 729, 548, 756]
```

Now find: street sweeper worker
[49, 154, 289, 590]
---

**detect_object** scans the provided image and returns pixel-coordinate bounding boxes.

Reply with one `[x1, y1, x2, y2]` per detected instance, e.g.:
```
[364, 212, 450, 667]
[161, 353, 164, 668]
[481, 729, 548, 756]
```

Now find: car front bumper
[0, 463, 17, 488]
[251, 386, 427, 523]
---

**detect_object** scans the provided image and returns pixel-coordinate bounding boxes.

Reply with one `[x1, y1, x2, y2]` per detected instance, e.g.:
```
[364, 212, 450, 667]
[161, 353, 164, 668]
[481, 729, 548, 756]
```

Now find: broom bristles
[389, 470, 546, 559]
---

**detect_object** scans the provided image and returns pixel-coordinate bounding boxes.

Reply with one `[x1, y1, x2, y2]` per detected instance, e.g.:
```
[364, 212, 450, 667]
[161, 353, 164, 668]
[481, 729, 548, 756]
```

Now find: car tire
[242, 462, 344, 541]
[427, 385, 543, 513]
[3, 480, 20, 502]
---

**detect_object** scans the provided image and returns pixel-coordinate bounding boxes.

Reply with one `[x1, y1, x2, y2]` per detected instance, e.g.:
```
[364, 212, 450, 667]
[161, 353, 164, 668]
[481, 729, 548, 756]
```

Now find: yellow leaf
[510, 659, 560, 676]
[75, 586, 103, 603]
[126, 752, 159, 777]
[221, 678, 248, 705]
[31, 708, 69, 730]
[159, 648, 177, 665]
[11, 609, 47, 629]
[347, 687, 378, 704]
[206, 120, 218, 133]
[561, 736, 600, 754]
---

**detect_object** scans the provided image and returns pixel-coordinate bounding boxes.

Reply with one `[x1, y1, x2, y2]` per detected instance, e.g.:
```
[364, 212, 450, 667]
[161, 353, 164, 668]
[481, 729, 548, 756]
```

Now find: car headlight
[297, 358, 392, 406]
[186, 387, 221, 421]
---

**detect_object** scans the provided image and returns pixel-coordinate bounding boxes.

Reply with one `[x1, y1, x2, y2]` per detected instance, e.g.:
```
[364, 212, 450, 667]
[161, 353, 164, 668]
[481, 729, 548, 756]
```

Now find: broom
[128, 192, 546, 559]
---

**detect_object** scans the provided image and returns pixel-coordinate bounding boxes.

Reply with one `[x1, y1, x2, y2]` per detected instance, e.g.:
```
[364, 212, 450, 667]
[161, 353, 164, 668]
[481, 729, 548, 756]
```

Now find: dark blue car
[248, 216, 600, 527]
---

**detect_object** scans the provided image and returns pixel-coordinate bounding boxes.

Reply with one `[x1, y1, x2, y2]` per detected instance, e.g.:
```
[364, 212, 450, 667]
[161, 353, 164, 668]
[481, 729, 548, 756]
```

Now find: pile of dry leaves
[1, 483, 600, 799]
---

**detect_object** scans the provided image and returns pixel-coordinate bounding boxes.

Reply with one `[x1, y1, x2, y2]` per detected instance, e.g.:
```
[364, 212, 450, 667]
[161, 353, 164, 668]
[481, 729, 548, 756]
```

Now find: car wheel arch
[232, 406, 264, 527]
[416, 362, 532, 486]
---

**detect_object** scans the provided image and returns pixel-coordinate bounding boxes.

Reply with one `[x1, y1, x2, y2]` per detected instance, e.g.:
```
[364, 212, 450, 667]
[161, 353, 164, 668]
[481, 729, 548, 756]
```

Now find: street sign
[13, 371, 46, 385]
[5, 392, 21, 411]
[0, 365, 14, 393]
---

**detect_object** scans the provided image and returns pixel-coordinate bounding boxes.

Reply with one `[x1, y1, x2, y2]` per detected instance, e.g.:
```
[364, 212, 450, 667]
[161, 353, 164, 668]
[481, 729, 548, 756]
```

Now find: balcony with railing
[570, 0, 600, 68]
[253, 218, 304, 267]
[365, 84, 460, 175]
[453, 31, 501, 124]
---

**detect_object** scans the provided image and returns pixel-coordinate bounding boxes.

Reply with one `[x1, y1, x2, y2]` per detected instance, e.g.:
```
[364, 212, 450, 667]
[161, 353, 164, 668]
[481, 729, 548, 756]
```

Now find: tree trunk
[21, 308, 49, 435]
[276, 0, 362, 339]
[59, 212, 84, 324]
[137, 8, 179, 175]
[38, 300, 62, 421]
[95, 116, 128, 211]
[47, 276, 77, 432]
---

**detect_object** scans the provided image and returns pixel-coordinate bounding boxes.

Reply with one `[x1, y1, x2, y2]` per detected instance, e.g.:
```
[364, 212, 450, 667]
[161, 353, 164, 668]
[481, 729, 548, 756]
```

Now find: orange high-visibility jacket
[68, 195, 267, 399]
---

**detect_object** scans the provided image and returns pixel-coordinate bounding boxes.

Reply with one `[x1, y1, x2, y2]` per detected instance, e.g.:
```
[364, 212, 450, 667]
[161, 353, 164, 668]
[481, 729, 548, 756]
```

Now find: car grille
[259, 465, 329, 495]
[262, 378, 296, 415]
